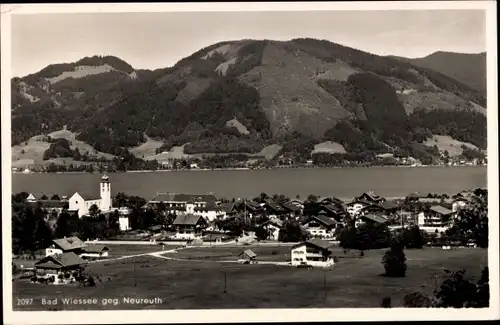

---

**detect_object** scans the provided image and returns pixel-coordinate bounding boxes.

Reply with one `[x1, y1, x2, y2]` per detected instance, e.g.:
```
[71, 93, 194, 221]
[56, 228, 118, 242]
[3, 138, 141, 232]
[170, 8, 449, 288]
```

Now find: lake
[11, 166, 487, 201]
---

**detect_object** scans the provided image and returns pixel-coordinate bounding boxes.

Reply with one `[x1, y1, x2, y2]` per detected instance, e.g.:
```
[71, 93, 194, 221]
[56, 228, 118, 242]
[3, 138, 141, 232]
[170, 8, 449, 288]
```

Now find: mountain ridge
[11, 38, 487, 166]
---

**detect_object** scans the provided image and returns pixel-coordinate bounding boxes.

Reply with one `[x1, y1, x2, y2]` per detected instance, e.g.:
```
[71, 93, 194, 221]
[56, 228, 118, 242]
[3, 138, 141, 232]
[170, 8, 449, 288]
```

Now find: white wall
[45, 248, 63, 257]
[119, 216, 130, 231]
[68, 193, 102, 217]
[290, 245, 335, 267]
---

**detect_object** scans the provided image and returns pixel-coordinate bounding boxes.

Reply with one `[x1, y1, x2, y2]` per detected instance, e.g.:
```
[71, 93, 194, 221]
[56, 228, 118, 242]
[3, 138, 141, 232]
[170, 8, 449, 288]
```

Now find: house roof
[379, 200, 400, 210]
[35, 252, 86, 269]
[263, 199, 287, 212]
[173, 214, 203, 225]
[321, 203, 345, 214]
[262, 218, 284, 228]
[222, 202, 238, 214]
[52, 237, 86, 251]
[194, 201, 219, 211]
[429, 205, 454, 215]
[281, 201, 302, 212]
[357, 192, 384, 202]
[347, 198, 373, 206]
[29, 200, 68, 209]
[311, 215, 337, 227]
[82, 244, 109, 253]
[304, 238, 335, 251]
[74, 191, 102, 201]
[240, 249, 257, 258]
[150, 193, 217, 203]
[361, 214, 388, 224]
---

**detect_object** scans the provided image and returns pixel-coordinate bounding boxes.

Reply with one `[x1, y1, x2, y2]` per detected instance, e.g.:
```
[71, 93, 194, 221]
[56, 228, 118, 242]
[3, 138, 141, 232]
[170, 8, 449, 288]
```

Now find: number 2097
[17, 298, 33, 305]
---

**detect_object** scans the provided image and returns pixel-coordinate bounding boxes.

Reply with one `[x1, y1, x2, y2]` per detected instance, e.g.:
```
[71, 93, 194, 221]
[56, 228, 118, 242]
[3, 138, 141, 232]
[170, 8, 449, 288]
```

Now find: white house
[290, 239, 336, 268]
[302, 215, 337, 239]
[68, 175, 112, 217]
[79, 245, 110, 259]
[261, 218, 284, 241]
[452, 198, 470, 212]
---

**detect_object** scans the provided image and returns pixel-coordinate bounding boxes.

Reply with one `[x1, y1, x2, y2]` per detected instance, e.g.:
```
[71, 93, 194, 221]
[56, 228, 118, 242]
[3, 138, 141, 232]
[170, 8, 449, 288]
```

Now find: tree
[254, 226, 269, 241]
[105, 210, 120, 238]
[50, 194, 60, 200]
[278, 220, 310, 242]
[380, 297, 392, 308]
[401, 225, 425, 249]
[382, 241, 407, 277]
[40, 194, 48, 200]
[434, 268, 487, 308]
[55, 210, 81, 238]
[88, 204, 100, 218]
[403, 292, 432, 307]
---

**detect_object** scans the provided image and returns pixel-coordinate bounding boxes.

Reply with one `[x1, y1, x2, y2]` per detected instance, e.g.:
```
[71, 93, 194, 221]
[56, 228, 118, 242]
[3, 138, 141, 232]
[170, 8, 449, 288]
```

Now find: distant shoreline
[11, 164, 486, 175]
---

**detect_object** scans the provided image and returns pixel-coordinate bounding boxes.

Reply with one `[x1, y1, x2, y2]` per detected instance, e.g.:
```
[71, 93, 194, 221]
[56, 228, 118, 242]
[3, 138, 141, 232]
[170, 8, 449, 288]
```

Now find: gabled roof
[281, 201, 302, 212]
[361, 214, 388, 224]
[429, 205, 454, 215]
[173, 214, 204, 225]
[357, 192, 385, 202]
[299, 238, 335, 251]
[320, 203, 345, 214]
[150, 193, 217, 203]
[52, 237, 86, 251]
[310, 215, 337, 227]
[222, 202, 238, 214]
[262, 218, 284, 228]
[378, 200, 400, 210]
[240, 249, 257, 258]
[74, 191, 101, 201]
[347, 198, 373, 206]
[82, 244, 110, 254]
[263, 199, 287, 212]
[35, 252, 86, 269]
[29, 200, 68, 209]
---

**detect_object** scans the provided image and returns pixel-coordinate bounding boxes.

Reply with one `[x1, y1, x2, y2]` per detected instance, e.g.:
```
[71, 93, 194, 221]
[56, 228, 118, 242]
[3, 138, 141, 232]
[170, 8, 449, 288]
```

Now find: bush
[403, 292, 432, 307]
[381, 296, 392, 308]
[382, 242, 407, 277]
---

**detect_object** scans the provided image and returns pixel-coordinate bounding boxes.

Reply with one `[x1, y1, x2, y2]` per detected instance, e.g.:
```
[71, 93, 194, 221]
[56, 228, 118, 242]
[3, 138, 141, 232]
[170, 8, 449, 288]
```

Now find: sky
[11, 10, 486, 77]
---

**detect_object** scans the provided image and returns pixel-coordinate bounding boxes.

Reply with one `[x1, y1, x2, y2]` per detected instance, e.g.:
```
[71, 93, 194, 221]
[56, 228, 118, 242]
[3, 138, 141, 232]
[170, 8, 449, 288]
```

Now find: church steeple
[100, 174, 111, 211]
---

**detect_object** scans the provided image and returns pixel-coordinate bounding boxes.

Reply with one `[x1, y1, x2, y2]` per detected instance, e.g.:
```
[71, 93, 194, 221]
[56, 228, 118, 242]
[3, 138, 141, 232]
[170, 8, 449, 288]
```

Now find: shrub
[381, 296, 392, 308]
[403, 292, 432, 307]
[382, 242, 407, 277]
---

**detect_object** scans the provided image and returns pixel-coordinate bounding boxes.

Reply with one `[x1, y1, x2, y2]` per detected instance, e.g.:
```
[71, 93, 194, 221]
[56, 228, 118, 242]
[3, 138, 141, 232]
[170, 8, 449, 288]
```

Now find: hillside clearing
[11, 129, 115, 166]
[130, 136, 164, 159]
[225, 119, 250, 135]
[312, 141, 347, 154]
[423, 135, 479, 156]
[47, 64, 117, 84]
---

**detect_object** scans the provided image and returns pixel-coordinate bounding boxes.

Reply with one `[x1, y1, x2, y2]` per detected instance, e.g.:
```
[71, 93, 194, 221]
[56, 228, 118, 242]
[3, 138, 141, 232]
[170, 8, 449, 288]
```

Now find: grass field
[12, 247, 487, 310]
[164, 245, 292, 262]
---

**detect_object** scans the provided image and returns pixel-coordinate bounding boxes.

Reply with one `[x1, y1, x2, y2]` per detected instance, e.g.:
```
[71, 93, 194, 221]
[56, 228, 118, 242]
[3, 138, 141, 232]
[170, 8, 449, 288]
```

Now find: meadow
[12, 247, 488, 310]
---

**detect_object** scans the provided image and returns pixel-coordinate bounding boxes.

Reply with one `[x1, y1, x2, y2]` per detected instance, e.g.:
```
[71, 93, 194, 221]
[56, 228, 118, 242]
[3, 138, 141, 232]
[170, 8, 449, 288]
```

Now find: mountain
[389, 51, 486, 94]
[11, 40, 487, 165]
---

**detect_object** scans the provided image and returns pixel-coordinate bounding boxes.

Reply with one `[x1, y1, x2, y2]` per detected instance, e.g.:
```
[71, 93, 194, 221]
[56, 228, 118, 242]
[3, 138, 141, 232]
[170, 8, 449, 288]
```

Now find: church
[68, 174, 112, 217]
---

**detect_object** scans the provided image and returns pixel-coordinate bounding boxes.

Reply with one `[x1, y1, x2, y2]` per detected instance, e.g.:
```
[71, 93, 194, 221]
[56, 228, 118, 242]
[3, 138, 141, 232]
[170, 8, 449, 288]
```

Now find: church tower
[100, 174, 111, 211]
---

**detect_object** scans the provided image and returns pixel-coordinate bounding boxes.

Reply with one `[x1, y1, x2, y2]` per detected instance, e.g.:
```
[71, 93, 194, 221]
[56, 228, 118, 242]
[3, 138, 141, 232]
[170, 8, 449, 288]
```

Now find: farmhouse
[346, 199, 373, 217]
[80, 244, 110, 259]
[355, 191, 385, 204]
[262, 198, 288, 216]
[238, 249, 257, 264]
[356, 214, 389, 227]
[45, 237, 87, 257]
[34, 252, 86, 284]
[290, 238, 336, 268]
[317, 203, 346, 221]
[172, 214, 208, 239]
[418, 205, 455, 228]
[281, 201, 302, 216]
[303, 215, 337, 239]
[261, 218, 284, 241]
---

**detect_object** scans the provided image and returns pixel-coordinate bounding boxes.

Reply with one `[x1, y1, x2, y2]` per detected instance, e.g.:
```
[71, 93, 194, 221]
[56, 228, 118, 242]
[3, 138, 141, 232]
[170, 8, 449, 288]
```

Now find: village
[11, 173, 488, 294]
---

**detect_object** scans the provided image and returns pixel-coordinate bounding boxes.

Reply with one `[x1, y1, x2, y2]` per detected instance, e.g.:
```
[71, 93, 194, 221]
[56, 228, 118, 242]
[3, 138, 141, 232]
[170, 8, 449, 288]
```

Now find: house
[261, 218, 284, 241]
[346, 199, 373, 217]
[172, 214, 208, 239]
[317, 203, 346, 222]
[452, 197, 471, 212]
[34, 252, 86, 284]
[418, 205, 454, 229]
[222, 202, 239, 218]
[68, 174, 112, 217]
[281, 201, 302, 216]
[28, 200, 69, 215]
[189, 200, 226, 222]
[80, 244, 110, 259]
[146, 192, 218, 212]
[290, 238, 336, 268]
[356, 214, 388, 227]
[262, 198, 288, 216]
[238, 249, 257, 264]
[289, 199, 305, 210]
[232, 199, 265, 217]
[46, 237, 87, 257]
[303, 215, 337, 239]
[355, 191, 385, 204]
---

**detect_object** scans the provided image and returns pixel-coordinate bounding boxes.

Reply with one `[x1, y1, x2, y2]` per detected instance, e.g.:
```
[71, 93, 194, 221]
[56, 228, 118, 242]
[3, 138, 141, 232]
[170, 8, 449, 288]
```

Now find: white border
[2, 2, 499, 324]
